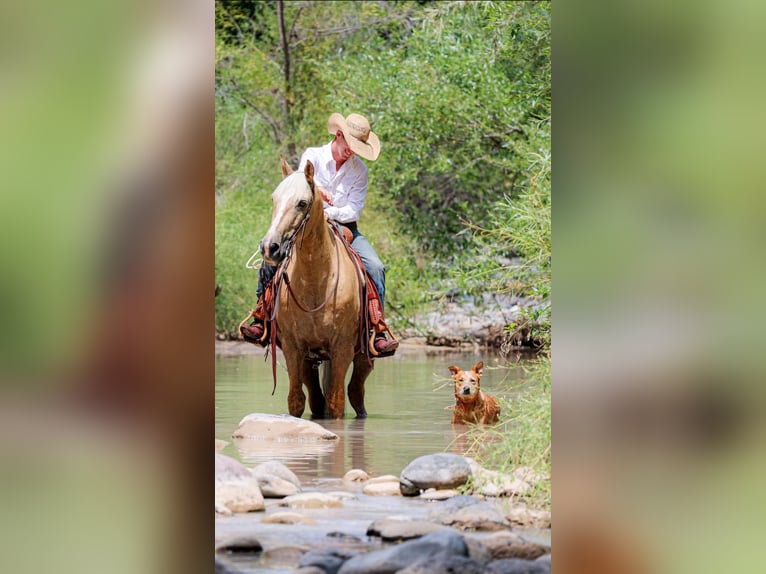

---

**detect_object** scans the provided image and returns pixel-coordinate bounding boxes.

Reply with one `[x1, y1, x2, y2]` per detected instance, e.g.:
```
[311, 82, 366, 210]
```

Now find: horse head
[260, 159, 316, 265]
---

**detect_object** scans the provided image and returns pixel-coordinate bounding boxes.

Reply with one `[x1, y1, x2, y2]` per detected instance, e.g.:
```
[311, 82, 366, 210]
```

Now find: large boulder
[215, 453, 264, 513]
[337, 530, 469, 574]
[399, 454, 472, 496]
[232, 413, 339, 441]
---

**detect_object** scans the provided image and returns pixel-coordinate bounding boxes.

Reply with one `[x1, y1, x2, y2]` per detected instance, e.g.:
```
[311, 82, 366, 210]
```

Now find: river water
[216, 341, 536, 483]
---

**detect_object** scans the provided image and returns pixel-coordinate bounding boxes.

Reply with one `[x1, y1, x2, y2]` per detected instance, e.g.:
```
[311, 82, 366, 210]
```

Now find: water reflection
[216, 346, 534, 485]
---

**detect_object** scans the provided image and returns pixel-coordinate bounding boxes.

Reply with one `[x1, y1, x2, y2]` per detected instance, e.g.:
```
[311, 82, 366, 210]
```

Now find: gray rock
[427, 495, 509, 531]
[362, 481, 402, 496]
[337, 530, 468, 574]
[280, 492, 345, 509]
[298, 548, 357, 574]
[535, 554, 551, 565]
[343, 468, 369, 482]
[367, 517, 450, 541]
[252, 460, 302, 497]
[292, 568, 326, 574]
[396, 555, 487, 574]
[399, 454, 472, 496]
[487, 558, 550, 574]
[214, 557, 245, 574]
[480, 531, 549, 560]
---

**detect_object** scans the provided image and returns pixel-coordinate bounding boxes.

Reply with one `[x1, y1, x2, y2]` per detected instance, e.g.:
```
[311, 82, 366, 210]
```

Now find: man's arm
[324, 171, 367, 223]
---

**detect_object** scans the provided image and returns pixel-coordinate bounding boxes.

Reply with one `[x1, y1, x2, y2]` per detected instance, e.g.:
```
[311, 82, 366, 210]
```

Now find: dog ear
[472, 361, 484, 377]
[448, 365, 461, 377]
[280, 155, 294, 177]
[304, 159, 315, 188]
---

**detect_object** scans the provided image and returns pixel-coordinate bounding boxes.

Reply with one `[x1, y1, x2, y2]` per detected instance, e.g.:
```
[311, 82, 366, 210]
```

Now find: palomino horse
[260, 158, 372, 419]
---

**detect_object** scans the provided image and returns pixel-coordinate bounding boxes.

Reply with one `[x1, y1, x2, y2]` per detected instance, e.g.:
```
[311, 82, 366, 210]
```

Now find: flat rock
[487, 557, 550, 573]
[367, 517, 450, 541]
[427, 495, 509, 531]
[338, 530, 469, 574]
[232, 413, 339, 441]
[419, 489, 461, 501]
[506, 507, 551, 529]
[261, 511, 317, 525]
[214, 533, 263, 554]
[481, 531, 550, 560]
[400, 454, 472, 496]
[298, 548, 358, 574]
[279, 492, 346, 509]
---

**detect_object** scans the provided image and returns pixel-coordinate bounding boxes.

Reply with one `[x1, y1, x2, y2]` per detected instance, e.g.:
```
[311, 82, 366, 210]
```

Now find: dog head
[448, 361, 484, 404]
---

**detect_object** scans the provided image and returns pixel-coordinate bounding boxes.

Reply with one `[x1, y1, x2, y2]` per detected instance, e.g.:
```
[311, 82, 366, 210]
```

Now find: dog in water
[449, 361, 501, 425]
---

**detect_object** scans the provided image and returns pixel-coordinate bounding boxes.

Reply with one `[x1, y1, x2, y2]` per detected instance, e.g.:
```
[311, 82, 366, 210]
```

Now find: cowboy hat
[327, 113, 381, 161]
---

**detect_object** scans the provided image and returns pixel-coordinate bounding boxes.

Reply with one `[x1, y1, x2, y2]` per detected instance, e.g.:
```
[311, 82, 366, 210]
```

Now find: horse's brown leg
[302, 359, 325, 419]
[348, 354, 373, 418]
[324, 349, 354, 419]
[283, 349, 306, 417]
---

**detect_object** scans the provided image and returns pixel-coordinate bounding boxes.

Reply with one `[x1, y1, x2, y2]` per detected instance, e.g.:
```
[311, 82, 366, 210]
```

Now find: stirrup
[368, 327, 399, 358]
[238, 309, 269, 345]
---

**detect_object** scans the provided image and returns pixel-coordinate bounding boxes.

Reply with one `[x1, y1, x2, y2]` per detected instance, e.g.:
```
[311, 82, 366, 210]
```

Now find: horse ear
[280, 155, 293, 177]
[472, 361, 484, 377]
[304, 160, 315, 187]
[448, 365, 461, 377]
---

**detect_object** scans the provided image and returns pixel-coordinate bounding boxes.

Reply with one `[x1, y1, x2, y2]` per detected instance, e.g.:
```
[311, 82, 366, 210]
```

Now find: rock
[420, 489, 461, 500]
[343, 468, 369, 482]
[512, 466, 548, 485]
[215, 453, 265, 513]
[232, 413, 339, 441]
[298, 548, 357, 574]
[481, 531, 550, 560]
[506, 507, 551, 529]
[397, 555, 487, 574]
[215, 439, 229, 452]
[367, 474, 400, 484]
[261, 511, 317, 525]
[214, 557, 245, 574]
[279, 492, 346, 509]
[252, 460, 302, 498]
[465, 459, 531, 497]
[337, 530, 469, 574]
[535, 554, 551, 565]
[214, 534, 263, 554]
[486, 557, 550, 573]
[292, 568, 326, 574]
[427, 495, 510, 531]
[400, 454, 472, 496]
[362, 482, 402, 496]
[367, 517, 450, 541]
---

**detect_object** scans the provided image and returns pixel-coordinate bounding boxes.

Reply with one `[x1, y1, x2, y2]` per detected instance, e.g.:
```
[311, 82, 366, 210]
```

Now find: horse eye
[297, 200, 308, 209]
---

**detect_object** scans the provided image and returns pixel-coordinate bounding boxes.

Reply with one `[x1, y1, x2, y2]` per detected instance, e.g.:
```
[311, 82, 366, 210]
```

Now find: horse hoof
[355, 412, 368, 419]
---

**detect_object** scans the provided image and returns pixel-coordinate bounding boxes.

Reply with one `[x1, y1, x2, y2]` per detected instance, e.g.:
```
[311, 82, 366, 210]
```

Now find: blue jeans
[256, 222, 387, 312]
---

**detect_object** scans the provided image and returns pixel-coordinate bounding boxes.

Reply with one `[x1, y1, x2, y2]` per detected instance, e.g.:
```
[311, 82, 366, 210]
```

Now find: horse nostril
[269, 242, 280, 257]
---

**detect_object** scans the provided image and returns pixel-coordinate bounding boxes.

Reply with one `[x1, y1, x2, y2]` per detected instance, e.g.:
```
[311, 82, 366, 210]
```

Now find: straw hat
[327, 113, 381, 161]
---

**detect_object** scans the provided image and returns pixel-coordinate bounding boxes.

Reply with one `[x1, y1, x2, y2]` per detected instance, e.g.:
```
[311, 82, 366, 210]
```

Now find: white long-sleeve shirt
[298, 142, 368, 224]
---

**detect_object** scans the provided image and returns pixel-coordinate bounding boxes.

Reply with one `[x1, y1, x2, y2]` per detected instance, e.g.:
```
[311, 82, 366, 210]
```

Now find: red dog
[449, 361, 501, 425]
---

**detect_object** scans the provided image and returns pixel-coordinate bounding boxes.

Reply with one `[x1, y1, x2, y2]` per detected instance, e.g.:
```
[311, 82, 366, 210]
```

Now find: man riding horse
[242, 112, 399, 356]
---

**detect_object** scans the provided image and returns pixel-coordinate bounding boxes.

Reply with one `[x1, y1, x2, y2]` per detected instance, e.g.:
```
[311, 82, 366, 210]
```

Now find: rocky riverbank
[215, 415, 551, 573]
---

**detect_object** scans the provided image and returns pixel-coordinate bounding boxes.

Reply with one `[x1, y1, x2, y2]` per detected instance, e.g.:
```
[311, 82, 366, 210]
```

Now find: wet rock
[506, 507, 551, 529]
[481, 531, 550, 560]
[343, 468, 369, 482]
[367, 517, 450, 541]
[427, 495, 509, 531]
[486, 557, 550, 573]
[261, 511, 317, 525]
[337, 530, 469, 574]
[215, 453, 265, 513]
[214, 533, 263, 554]
[280, 492, 346, 509]
[399, 454, 472, 496]
[362, 481, 402, 497]
[292, 568, 325, 574]
[215, 557, 245, 574]
[397, 555, 487, 574]
[464, 536, 492, 564]
[232, 413, 339, 441]
[252, 460, 302, 498]
[326, 531, 363, 542]
[419, 489, 461, 500]
[298, 547, 358, 574]
[367, 474, 400, 484]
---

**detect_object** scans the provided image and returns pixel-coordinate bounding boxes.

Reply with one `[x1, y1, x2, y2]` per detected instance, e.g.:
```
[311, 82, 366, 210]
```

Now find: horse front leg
[348, 354, 373, 418]
[324, 349, 354, 419]
[302, 359, 325, 419]
[283, 349, 306, 418]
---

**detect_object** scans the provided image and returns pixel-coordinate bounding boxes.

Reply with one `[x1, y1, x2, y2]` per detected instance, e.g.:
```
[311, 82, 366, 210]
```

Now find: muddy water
[216, 342, 534, 483]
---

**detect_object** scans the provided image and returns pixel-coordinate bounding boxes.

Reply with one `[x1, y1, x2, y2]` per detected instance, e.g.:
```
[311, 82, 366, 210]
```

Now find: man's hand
[318, 186, 334, 205]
